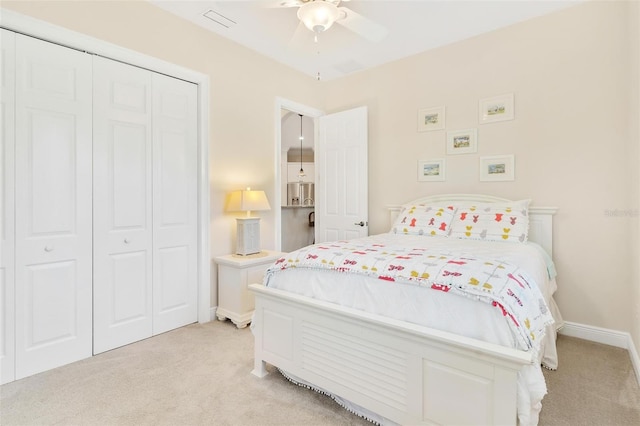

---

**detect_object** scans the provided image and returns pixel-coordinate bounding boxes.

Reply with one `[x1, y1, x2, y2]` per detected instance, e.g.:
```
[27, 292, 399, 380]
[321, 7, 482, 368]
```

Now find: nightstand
[213, 250, 285, 329]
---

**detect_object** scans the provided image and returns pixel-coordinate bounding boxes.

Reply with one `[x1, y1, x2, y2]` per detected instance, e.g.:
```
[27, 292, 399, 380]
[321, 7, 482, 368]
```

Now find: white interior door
[316, 106, 368, 243]
[151, 73, 198, 334]
[14, 34, 93, 379]
[1, 28, 16, 385]
[93, 56, 153, 354]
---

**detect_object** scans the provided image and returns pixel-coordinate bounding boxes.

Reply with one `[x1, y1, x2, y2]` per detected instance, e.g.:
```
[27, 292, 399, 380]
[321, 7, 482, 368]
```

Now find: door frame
[1, 9, 211, 324]
[273, 97, 323, 251]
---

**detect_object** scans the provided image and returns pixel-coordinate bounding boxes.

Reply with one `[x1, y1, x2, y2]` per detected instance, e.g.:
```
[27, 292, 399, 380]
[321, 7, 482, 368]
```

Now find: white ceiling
[150, 0, 581, 81]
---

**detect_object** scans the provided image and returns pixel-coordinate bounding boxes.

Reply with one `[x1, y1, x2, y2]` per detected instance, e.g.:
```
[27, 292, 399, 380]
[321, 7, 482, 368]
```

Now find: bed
[249, 194, 562, 426]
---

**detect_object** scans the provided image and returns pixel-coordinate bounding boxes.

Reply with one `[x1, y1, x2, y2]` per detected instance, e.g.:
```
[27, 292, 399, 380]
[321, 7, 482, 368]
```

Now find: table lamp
[226, 187, 271, 255]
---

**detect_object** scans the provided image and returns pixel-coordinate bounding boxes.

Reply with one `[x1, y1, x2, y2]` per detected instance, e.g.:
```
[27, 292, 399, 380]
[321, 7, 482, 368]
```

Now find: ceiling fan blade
[258, 0, 303, 8]
[337, 6, 388, 42]
[287, 21, 314, 52]
[269, 0, 344, 8]
[277, 0, 305, 7]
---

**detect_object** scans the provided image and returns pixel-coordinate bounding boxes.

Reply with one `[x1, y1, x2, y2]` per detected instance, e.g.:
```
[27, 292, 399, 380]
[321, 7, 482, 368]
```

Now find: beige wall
[1, 0, 323, 308]
[3, 0, 638, 348]
[322, 0, 639, 338]
[630, 0, 640, 359]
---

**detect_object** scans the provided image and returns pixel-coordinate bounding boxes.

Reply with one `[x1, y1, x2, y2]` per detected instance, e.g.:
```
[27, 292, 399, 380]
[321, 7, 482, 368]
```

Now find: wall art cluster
[417, 93, 515, 182]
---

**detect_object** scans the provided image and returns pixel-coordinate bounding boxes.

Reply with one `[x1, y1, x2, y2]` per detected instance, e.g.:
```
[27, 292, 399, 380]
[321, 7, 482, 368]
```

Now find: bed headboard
[387, 194, 558, 257]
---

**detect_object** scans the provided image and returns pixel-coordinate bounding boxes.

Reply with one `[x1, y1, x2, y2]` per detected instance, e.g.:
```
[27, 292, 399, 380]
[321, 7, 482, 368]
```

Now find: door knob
[124, 238, 131, 244]
[354, 221, 365, 227]
[44, 245, 54, 252]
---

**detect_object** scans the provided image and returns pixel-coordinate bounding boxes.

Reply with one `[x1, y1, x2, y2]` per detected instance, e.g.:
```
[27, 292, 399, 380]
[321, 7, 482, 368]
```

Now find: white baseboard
[559, 321, 629, 347]
[630, 339, 640, 388]
[559, 321, 640, 386]
[209, 307, 218, 322]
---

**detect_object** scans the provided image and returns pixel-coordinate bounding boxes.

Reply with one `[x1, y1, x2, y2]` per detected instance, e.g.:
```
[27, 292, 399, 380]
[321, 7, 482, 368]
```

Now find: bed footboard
[249, 283, 531, 426]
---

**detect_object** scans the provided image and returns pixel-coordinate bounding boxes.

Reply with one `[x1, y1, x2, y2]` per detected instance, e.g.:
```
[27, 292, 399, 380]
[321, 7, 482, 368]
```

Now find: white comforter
[262, 233, 562, 425]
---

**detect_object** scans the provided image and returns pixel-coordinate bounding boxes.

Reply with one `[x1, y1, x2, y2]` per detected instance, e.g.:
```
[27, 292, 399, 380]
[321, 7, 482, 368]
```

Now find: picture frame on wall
[479, 93, 514, 124]
[479, 155, 515, 181]
[417, 106, 445, 132]
[418, 159, 445, 182]
[446, 128, 477, 155]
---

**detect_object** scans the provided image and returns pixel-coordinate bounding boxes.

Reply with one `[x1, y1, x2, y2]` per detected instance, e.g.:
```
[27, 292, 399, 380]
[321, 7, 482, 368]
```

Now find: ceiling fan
[277, 0, 388, 42]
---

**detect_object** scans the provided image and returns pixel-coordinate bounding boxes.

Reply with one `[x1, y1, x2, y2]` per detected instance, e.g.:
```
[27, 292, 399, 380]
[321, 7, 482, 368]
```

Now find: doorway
[274, 99, 369, 252]
[273, 98, 323, 252]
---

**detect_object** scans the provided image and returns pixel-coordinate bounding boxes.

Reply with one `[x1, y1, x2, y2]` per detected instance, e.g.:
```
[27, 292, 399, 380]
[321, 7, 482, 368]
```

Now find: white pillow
[390, 204, 457, 237]
[449, 199, 530, 242]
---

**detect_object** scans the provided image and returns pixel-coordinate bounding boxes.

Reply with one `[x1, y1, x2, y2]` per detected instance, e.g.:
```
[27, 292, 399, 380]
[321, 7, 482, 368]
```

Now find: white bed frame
[250, 194, 557, 425]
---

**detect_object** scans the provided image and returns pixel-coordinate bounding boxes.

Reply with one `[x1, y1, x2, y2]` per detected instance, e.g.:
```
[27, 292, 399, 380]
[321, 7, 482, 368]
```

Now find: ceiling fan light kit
[297, 1, 342, 33]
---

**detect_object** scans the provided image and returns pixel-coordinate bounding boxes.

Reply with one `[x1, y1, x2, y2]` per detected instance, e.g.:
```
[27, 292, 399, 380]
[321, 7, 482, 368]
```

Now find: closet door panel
[14, 34, 92, 379]
[157, 246, 190, 310]
[29, 113, 77, 234]
[1, 28, 16, 385]
[93, 56, 153, 354]
[152, 73, 198, 334]
[25, 261, 78, 343]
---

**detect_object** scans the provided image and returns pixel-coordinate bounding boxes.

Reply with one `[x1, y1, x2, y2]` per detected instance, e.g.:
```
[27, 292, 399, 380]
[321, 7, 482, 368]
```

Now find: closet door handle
[44, 245, 54, 252]
[124, 238, 131, 244]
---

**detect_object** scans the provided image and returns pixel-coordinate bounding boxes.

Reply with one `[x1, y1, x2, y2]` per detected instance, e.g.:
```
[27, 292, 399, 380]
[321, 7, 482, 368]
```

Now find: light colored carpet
[539, 334, 640, 425]
[1, 320, 639, 425]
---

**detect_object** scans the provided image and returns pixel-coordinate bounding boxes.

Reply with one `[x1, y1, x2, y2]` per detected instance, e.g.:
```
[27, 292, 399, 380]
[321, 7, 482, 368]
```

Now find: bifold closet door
[93, 60, 197, 353]
[151, 73, 198, 334]
[14, 34, 93, 379]
[1, 29, 17, 385]
[93, 56, 153, 354]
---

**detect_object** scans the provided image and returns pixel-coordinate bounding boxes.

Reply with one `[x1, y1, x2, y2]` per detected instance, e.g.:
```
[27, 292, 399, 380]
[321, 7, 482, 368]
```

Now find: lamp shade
[227, 189, 271, 216]
[297, 1, 340, 33]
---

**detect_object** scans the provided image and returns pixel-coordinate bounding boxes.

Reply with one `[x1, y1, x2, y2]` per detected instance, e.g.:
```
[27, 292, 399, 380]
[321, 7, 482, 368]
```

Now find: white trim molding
[632, 339, 640, 387]
[560, 321, 640, 386]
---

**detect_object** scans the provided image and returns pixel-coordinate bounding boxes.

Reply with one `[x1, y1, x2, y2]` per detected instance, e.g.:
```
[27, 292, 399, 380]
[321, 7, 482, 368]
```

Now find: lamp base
[236, 217, 261, 256]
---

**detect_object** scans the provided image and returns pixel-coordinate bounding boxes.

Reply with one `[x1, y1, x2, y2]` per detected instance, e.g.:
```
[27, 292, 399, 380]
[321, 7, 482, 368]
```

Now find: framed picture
[479, 93, 514, 124]
[418, 159, 445, 182]
[446, 128, 477, 155]
[479, 155, 515, 182]
[417, 106, 445, 132]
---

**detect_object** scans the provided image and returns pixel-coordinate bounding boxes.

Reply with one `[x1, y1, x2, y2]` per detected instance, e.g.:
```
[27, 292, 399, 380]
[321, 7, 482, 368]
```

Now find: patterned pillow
[390, 204, 457, 236]
[449, 200, 530, 242]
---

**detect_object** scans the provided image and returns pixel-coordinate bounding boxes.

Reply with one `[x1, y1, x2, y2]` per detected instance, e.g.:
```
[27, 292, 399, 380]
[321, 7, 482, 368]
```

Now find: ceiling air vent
[203, 9, 237, 29]
[334, 60, 364, 75]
